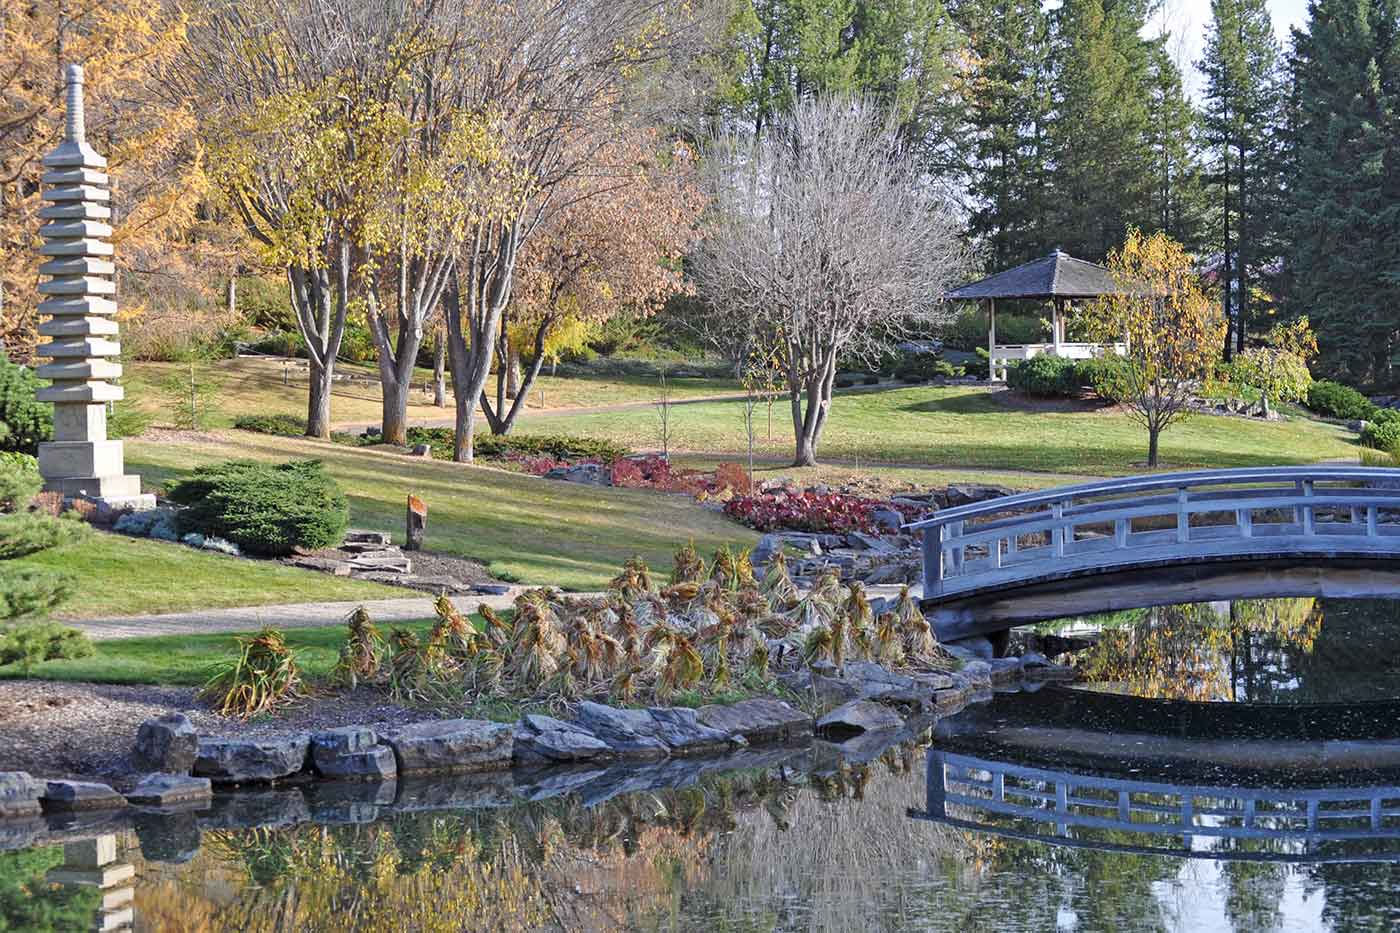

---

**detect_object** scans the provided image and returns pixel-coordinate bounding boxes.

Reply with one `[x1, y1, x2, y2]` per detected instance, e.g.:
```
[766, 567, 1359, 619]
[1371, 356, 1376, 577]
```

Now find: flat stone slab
[816, 699, 905, 739]
[696, 698, 813, 744]
[194, 735, 310, 783]
[41, 780, 126, 812]
[126, 773, 212, 807]
[0, 772, 44, 819]
[385, 719, 513, 776]
[133, 713, 198, 774]
[513, 714, 613, 763]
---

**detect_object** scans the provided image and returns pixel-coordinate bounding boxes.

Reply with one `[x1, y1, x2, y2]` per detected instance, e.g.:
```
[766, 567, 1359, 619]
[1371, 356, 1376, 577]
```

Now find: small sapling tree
[1083, 229, 1227, 467]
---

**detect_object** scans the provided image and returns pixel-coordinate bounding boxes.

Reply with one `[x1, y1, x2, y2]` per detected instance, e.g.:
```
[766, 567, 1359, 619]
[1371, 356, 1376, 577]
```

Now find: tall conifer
[1280, 0, 1400, 385]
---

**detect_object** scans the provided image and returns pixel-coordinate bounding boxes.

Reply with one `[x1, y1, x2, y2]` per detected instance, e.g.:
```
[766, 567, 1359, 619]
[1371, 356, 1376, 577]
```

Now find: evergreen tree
[1199, 0, 1285, 358]
[1046, 0, 1160, 261]
[1144, 41, 1209, 252]
[1279, 0, 1400, 386]
[953, 0, 1056, 267]
[721, 0, 965, 168]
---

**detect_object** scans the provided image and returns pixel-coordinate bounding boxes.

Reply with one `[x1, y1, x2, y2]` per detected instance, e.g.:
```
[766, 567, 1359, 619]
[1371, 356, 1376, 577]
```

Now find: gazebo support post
[987, 298, 997, 382]
[1052, 298, 1064, 355]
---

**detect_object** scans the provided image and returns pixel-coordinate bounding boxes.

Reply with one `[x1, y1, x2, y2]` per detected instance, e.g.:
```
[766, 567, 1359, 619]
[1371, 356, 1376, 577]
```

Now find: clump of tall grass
[202, 627, 303, 718]
[331, 606, 385, 688]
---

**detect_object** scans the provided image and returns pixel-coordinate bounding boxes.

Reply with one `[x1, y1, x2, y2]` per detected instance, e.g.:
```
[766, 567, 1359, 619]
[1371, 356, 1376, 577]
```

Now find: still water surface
[6, 595, 1400, 931]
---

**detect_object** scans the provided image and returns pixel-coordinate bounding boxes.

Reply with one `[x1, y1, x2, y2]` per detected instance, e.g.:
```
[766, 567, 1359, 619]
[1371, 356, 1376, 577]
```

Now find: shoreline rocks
[194, 736, 311, 784]
[385, 719, 514, 776]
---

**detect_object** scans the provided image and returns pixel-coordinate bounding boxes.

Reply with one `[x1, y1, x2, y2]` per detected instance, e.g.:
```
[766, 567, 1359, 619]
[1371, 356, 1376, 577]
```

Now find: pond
[6, 596, 1400, 931]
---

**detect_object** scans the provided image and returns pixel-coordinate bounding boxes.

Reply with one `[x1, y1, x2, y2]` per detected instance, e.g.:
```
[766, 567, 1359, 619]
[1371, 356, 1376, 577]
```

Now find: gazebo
[947, 249, 1127, 382]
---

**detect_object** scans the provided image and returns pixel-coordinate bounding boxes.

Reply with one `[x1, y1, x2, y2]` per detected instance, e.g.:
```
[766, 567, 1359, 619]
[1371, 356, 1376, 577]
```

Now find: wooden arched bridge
[909, 467, 1400, 609]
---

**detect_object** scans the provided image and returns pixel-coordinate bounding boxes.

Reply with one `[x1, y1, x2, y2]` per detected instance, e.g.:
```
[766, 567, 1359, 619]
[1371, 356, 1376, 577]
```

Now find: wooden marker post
[406, 494, 426, 551]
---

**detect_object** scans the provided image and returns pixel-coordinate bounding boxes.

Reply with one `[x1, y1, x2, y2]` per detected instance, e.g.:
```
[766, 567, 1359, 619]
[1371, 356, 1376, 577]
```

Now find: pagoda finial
[65, 64, 86, 144]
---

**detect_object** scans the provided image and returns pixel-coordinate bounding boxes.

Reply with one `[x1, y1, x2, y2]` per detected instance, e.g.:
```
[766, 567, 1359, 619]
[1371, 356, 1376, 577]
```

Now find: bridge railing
[911, 749, 1400, 862]
[906, 467, 1400, 599]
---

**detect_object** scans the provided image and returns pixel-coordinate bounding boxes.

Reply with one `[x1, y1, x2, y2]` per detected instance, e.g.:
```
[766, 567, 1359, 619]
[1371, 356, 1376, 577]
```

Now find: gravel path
[0, 680, 447, 787]
[68, 592, 529, 639]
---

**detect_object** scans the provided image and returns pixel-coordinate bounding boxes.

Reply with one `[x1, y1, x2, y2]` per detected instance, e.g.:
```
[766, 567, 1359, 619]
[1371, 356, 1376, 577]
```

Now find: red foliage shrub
[722, 490, 919, 534]
[713, 461, 752, 495]
[610, 458, 646, 487]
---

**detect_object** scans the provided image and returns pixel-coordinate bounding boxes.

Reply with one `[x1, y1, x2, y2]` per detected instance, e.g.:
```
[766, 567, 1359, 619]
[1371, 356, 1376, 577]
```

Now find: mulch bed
[0, 680, 444, 789]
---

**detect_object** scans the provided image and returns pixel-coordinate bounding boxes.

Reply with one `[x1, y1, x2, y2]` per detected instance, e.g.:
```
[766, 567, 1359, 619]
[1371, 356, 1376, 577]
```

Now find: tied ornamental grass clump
[202, 627, 304, 718]
[167, 459, 349, 556]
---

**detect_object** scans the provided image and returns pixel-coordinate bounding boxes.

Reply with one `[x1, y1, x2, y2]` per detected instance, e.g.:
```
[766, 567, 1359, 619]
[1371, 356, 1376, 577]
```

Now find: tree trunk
[445, 221, 519, 462]
[482, 316, 551, 435]
[506, 340, 522, 398]
[306, 358, 333, 439]
[381, 379, 410, 446]
[1147, 425, 1160, 468]
[433, 335, 446, 407]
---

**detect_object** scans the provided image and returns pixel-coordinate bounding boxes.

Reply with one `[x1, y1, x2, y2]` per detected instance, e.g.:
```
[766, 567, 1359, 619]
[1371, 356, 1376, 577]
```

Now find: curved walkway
[67, 592, 536, 641]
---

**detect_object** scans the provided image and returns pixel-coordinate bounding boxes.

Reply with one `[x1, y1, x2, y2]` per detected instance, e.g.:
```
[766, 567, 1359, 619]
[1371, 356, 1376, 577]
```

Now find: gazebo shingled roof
[947, 250, 1118, 301]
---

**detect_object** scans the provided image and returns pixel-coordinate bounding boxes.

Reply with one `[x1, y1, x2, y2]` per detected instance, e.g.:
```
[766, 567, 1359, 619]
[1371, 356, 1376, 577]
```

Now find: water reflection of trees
[1075, 597, 1323, 702]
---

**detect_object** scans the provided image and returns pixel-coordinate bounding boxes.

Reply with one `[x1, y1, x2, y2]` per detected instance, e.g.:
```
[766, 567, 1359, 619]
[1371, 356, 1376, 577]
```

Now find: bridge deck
[908, 467, 1400, 606]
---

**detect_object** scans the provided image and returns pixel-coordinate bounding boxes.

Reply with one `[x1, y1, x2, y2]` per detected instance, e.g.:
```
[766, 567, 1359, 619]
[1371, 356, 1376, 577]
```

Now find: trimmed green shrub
[1371, 408, 1400, 426]
[0, 357, 51, 454]
[0, 620, 94, 674]
[1361, 420, 1400, 451]
[247, 330, 306, 358]
[400, 428, 631, 464]
[1306, 380, 1375, 420]
[1006, 355, 1079, 397]
[0, 513, 89, 560]
[167, 459, 349, 556]
[892, 354, 962, 383]
[0, 453, 41, 513]
[235, 413, 309, 436]
[0, 566, 74, 622]
[1078, 356, 1135, 402]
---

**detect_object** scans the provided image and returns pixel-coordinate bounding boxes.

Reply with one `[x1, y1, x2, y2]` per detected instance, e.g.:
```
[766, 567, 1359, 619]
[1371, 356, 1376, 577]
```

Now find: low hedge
[1361, 420, 1400, 452]
[1306, 380, 1375, 420]
[1004, 355, 1134, 400]
[235, 413, 309, 436]
[402, 428, 631, 464]
[166, 459, 349, 556]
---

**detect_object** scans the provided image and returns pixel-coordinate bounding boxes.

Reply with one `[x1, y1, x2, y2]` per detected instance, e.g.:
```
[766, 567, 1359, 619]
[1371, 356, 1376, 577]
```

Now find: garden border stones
[383, 719, 514, 776]
[194, 735, 311, 784]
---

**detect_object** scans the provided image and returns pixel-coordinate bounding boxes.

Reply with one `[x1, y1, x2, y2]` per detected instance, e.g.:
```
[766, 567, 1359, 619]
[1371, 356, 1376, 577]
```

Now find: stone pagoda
[36, 64, 152, 510]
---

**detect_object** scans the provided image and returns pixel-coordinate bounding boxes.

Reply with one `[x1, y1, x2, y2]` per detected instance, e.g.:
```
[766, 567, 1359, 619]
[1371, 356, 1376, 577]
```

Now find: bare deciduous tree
[693, 96, 970, 466]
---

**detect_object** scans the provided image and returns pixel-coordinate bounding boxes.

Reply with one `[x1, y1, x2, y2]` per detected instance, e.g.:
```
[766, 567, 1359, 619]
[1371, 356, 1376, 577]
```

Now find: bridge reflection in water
[911, 748, 1400, 864]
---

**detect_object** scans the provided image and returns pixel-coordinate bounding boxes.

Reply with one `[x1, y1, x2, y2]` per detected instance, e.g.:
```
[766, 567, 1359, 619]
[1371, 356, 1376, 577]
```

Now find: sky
[1153, 0, 1313, 94]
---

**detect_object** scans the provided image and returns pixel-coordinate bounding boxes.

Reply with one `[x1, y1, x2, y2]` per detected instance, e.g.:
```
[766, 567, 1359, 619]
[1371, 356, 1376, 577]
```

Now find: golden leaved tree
[1083, 229, 1227, 467]
[483, 130, 704, 435]
[0, 0, 206, 359]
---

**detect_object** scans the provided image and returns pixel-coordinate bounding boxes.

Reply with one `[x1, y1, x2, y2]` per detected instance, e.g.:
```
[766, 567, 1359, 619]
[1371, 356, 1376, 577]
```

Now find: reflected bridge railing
[910, 749, 1400, 863]
[907, 467, 1400, 601]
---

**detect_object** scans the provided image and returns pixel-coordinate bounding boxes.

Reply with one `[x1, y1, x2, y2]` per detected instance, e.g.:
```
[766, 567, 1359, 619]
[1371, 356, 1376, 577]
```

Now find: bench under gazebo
[947, 249, 1127, 382]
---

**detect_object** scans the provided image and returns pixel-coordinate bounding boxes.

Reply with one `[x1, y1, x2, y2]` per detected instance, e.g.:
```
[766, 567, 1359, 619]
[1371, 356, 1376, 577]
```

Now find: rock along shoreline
[0, 652, 1071, 847]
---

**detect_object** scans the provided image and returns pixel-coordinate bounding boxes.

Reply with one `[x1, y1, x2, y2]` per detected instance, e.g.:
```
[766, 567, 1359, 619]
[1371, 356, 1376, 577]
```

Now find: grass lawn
[12, 534, 403, 620]
[0, 619, 440, 686]
[669, 454, 1099, 493]
[126, 431, 758, 591]
[521, 384, 1359, 476]
[122, 358, 738, 430]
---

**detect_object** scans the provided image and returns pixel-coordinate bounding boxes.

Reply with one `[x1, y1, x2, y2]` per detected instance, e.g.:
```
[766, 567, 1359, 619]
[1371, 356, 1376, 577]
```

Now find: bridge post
[1176, 487, 1189, 543]
[923, 526, 945, 596]
[1052, 502, 1065, 557]
[1302, 480, 1315, 535]
[926, 749, 947, 819]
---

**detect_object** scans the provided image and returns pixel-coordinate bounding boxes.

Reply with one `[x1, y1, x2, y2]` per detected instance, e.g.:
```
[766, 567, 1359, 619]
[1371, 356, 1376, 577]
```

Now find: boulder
[848, 532, 897, 554]
[41, 780, 126, 812]
[816, 700, 905, 739]
[1018, 650, 1049, 669]
[841, 660, 919, 700]
[944, 483, 1017, 508]
[194, 735, 310, 783]
[544, 463, 611, 486]
[871, 509, 904, 533]
[862, 564, 911, 586]
[572, 702, 736, 757]
[133, 713, 199, 774]
[126, 773, 213, 808]
[695, 698, 813, 744]
[473, 583, 513, 596]
[513, 715, 613, 764]
[987, 657, 1023, 686]
[647, 707, 741, 755]
[385, 719, 514, 776]
[571, 703, 669, 758]
[310, 727, 397, 781]
[944, 636, 994, 661]
[956, 660, 993, 690]
[0, 772, 44, 819]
